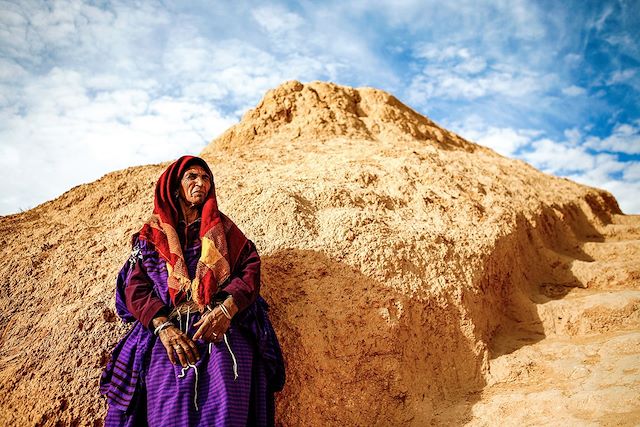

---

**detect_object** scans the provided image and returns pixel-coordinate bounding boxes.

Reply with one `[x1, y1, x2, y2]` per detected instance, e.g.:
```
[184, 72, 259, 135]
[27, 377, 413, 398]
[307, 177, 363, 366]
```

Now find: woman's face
[179, 165, 211, 206]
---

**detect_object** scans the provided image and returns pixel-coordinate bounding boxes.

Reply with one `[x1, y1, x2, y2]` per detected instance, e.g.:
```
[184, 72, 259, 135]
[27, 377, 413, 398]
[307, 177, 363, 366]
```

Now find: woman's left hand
[193, 307, 230, 343]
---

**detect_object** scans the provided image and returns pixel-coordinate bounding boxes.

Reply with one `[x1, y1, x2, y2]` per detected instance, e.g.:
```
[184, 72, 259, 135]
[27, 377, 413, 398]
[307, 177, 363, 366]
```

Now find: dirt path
[468, 214, 640, 425]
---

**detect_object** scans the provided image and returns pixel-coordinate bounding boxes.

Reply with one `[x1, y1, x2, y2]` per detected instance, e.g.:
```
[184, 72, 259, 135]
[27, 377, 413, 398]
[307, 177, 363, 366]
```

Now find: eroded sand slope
[0, 81, 637, 426]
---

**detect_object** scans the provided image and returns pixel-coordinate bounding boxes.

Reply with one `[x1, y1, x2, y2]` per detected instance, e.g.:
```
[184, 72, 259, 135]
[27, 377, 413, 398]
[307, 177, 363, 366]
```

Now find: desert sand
[0, 81, 638, 426]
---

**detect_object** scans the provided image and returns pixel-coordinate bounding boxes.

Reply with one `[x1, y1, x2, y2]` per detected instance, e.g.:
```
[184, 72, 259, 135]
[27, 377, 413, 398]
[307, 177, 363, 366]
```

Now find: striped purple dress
[100, 237, 284, 427]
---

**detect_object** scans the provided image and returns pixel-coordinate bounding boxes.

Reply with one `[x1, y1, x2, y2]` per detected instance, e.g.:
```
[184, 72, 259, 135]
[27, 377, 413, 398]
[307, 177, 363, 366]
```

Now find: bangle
[153, 320, 173, 336]
[219, 303, 232, 320]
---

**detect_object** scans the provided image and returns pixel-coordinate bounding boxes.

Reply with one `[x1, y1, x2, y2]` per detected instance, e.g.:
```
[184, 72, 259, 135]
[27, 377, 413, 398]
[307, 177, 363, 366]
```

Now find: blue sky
[0, 0, 638, 214]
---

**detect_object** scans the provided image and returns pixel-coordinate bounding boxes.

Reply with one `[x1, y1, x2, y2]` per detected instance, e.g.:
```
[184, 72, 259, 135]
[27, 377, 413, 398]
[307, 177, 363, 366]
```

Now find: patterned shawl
[138, 155, 244, 309]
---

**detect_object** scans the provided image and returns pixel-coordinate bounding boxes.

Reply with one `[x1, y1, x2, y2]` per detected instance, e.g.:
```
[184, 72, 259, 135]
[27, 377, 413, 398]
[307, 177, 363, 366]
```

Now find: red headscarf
[138, 155, 247, 309]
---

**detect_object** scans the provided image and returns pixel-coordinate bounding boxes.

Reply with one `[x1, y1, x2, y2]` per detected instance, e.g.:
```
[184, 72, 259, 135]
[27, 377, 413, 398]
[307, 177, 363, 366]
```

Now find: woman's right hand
[153, 317, 200, 367]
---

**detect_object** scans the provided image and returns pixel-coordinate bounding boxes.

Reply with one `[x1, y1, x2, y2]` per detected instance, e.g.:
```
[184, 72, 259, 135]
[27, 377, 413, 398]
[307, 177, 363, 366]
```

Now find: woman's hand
[192, 307, 229, 343]
[193, 299, 238, 343]
[153, 317, 199, 367]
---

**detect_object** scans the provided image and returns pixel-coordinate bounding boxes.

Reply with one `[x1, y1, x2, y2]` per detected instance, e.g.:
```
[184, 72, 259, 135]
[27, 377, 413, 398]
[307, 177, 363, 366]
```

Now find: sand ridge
[0, 81, 637, 426]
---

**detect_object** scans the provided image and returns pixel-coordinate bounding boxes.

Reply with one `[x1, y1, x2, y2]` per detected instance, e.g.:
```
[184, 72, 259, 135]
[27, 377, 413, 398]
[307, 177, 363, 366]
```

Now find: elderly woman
[100, 155, 284, 426]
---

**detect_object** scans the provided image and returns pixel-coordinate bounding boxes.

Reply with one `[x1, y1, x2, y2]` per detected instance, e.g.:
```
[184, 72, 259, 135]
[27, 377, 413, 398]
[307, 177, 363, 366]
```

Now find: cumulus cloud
[0, 67, 237, 214]
[521, 138, 596, 173]
[607, 69, 637, 85]
[562, 85, 586, 96]
[252, 5, 304, 34]
[527, 142, 640, 214]
[452, 116, 541, 157]
[408, 43, 556, 104]
[457, 122, 640, 213]
[622, 163, 640, 181]
[563, 127, 582, 143]
[584, 122, 640, 154]
[0, 1, 243, 214]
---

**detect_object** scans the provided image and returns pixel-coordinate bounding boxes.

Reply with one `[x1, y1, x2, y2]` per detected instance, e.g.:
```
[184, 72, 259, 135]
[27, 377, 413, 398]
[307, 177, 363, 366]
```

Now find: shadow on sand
[261, 249, 484, 426]
[434, 195, 618, 422]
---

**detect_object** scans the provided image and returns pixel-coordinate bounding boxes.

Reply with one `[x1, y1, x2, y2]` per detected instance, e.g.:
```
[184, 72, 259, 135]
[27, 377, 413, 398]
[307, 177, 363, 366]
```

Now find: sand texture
[0, 81, 638, 426]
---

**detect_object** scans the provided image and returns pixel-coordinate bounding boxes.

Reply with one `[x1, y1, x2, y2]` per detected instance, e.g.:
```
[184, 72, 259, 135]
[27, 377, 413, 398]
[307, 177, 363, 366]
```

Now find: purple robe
[100, 233, 284, 427]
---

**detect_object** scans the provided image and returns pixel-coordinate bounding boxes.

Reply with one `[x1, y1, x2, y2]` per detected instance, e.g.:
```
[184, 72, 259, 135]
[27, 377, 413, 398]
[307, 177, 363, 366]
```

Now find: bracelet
[219, 303, 232, 320]
[153, 320, 173, 336]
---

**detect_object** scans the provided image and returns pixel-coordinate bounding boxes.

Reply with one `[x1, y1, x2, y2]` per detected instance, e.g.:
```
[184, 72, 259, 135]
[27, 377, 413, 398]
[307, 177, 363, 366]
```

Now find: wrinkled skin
[178, 165, 211, 224]
[153, 301, 237, 367]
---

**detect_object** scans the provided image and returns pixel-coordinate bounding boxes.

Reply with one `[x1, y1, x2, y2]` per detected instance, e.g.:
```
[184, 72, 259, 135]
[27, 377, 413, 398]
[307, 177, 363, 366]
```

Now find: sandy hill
[0, 80, 638, 426]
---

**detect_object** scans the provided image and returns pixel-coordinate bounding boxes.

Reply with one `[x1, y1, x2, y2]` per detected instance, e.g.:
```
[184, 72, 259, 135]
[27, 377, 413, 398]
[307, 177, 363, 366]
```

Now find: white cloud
[414, 45, 487, 75]
[584, 122, 640, 154]
[607, 68, 637, 85]
[252, 5, 304, 34]
[350, 0, 547, 41]
[604, 34, 639, 59]
[455, 120, 640, 213]
[455, 57, 487, 75]
[162, 36, 291, 107]
[414, 45, 469, 61]
[563, 127, 582, 143]
[522, 138, 596, 172]
[564, 53, 582, 66]
[622, 163, 640, 181]
[474, 128, 533, 157]
[411, 71, 491, 101]
[517, 133, 630, 183]
[0, 65, 236, 215]
[562, 85, 586, 96]
[592, 5, 613, 32]
[454, 117, 540, 156]
[0, 58, 27, 82]
[519, 134, 639, 213]
[567, 176, 640, 214]
[408, 43, 557, 103]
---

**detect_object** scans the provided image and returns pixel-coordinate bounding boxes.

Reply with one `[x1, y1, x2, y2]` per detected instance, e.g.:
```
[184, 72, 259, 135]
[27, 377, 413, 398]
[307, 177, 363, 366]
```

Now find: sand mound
[202, 80, 472, 153]
[0, 81, 638, 426]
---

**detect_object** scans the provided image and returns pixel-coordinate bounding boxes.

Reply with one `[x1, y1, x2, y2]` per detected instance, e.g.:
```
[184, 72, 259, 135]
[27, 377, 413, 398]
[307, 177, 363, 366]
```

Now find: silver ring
[211, 332, 218, 338]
